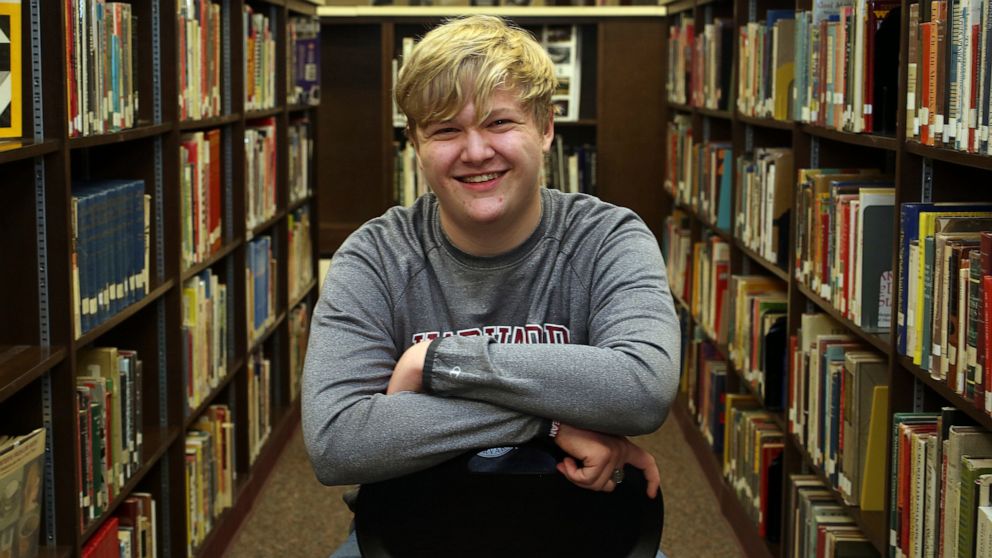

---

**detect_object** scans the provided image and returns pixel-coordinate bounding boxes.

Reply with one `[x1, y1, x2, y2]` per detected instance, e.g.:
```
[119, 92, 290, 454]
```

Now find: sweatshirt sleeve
[301, 244, 549, 487]
[423, 216, 680, 436]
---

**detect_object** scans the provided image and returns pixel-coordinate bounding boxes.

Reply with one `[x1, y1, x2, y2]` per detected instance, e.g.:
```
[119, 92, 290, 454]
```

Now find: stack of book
[906, 0, 992, 150]
[288, 205, 313, 301]
[243, 5, 275, 111]
[247, 349, 272, 465]
[662, 210, 692, 305]
[180, 129, 223, 269]
[789, 313, 889, 510]
[76, 347, 144, 529]
[696, 19, 734, 110]
[787, 475, 877, 557]
[289, 302, 311, 402]
[111, 492, 157, 558]
[71, 180, 150, 336]
[666, 13, 693, 106]
[246, 235, 276, 345]
[691, 236, 732, 344]
[182, 269, 229, 414]
[245, 117, 277, 230]
[288, 117, 312, 205]
[791, 0, 901, 134]
[794, 169, 895, 332]
[684, 339, 730, 454]
[663, 113, 693, 203]
[542, 137, 596, 195]
[728, 275, 788, 407]
[178, 0, 222, 121]
[897, 204, 992, 413]
[724, 394, 785, 542]
[185, 405, 235, 556]
[64, 0, 137, 137]
[393, 139, 424, 207]
[887, 411, 992, 557]
[735, 148, 794, 269]
[737, 10, 796, 121]
[287, 15, 320, 106]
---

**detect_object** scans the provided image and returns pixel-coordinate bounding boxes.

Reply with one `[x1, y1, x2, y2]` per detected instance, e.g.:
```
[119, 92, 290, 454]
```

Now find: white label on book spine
[891, 530, 897, 547]
[865, 104, 873, 115]
[983, 126, 990, 142]
[987, 392, 992, 413]
[932, 344, 941, 357]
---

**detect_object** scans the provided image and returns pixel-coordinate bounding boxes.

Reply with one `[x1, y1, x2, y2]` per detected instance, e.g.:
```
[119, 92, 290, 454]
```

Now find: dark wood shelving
[289, 279, 317, 310]
[735, 241, 791, 284]
[904, 140, 992, 171]
[555, 118, 598, 127]
[68, 122, 173, 150]
[180, 239, 242, 282]
[245, 106, 284, 120]
[248, 312, 287, 354]
[897, 355, 992, 431]
[667, 191, 734, 243]
[287, 0, 320, 14]
[38, 546, 73, 558]
[178, 113, 242, 131]
[247, 210, 286, 241]
[799, 124, 899, 151]
[697, 106, 733, 120]
[0, 138, 60, 165]
[791, 433, 888, 554]
[287, 195, 313, 214]
[668, 101, 693, 112]
[80, 426, 180, 542]
[183, 365, 242, 431]
[736, 113, 793, 131]
[0, 346, 67, 403]
[795, 282, 892, 356]
[73, 280, 175, 348]
[287, 103, 317, 113]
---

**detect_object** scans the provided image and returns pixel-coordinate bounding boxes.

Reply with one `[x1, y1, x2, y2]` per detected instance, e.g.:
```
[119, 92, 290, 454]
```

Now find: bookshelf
[0, 0, 320, 557]
[314, 7, 667, 255]
[664, 0, 992, 555]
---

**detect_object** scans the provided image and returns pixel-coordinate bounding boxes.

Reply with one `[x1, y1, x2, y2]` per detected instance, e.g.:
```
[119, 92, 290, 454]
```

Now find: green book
[958, 456, 992, 558]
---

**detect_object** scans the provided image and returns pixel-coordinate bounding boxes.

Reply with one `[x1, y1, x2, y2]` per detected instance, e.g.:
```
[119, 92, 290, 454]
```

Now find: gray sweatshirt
[302, 188, 681, 486]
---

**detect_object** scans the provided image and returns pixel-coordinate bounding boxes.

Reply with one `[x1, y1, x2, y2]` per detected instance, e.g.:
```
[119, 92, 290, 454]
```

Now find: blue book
[898, 203, 935, 355]
[75, 189, 94, 333]
[717, 149, 733, 231]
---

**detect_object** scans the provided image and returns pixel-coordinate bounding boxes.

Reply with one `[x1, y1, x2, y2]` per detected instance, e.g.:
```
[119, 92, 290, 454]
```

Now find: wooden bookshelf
[662, 0, 992, 555]
[0, 1, 320, 557]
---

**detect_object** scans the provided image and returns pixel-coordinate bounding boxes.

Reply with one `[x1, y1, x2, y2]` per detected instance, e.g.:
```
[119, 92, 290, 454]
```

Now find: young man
[302, 15, 680, 556]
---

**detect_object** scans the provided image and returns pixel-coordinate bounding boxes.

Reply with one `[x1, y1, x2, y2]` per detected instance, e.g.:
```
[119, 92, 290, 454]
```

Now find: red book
[788, 334, 798, 434]
[920, 22, 933, 144]
[82, 517, 119, 558]
[985, 274, 992, 416]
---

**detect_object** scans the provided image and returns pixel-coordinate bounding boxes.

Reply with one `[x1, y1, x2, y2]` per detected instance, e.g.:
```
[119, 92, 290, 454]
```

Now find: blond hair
[395, 16, 557, 137]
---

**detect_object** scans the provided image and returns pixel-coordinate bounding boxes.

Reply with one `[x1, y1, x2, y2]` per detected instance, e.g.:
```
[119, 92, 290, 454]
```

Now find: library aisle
[223, 417, 745, 558]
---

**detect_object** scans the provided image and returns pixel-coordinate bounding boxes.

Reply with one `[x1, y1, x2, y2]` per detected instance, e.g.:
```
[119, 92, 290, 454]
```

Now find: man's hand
[386, 340, 433, 394]
[553, 423, 660, 499]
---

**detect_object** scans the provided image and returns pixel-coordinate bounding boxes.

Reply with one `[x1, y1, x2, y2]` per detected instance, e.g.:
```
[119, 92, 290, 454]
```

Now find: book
[0, 428, 44, 558]
[0, 0, 22, 139]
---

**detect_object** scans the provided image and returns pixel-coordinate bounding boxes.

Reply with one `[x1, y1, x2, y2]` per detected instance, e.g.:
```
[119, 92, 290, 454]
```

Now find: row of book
[287, 16, 320, 107]
[393, 140, 425, 208]
[789, 314, 889, 512]
[81, 493, 156, 558]
[185, 405, 234, 556]
[76, 347, 144, 530]
[288, 302, 311, 402]
[663, 116, 733, 232]
[64, 1, 138, 138]
[182, 269, 229, 415]
[543, 138, 597, 196]
[243, 5, 276, 112]
[245, 118, 278, 230]
[898, 204, 992, 416]
[794, 169, 896, 334]
[288, 205, 314, 302]
[662, 210, 693, 305]
[288, 118, 313, 205]
[788, 475, 877, 557]
[178, 0, 222, 122]
[71, 179, 150, 337]
[246, 350, 272, 465]
[736, 148, 793, 270]
[906, 0, 992, 153]
[665, 15, 733, 111]
[0, 428, 45, 558]
[888, 410, 992, 557]
[246, 235, 277, 345]
[736, 11, 796, 121]
[180, 129, 223, 270]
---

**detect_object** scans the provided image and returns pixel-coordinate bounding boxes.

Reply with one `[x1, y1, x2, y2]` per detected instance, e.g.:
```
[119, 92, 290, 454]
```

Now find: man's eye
[431, 127, 458, 137]
[490, 119, 512, 128]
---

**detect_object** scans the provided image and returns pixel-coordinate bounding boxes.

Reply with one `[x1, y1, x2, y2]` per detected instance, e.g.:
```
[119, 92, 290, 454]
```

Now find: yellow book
[0, 0, 22, 139]
[859, 385, 889, 511]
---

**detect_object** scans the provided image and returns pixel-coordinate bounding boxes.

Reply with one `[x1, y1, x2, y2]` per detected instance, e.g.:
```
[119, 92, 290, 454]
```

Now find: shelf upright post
[745, 124, 754, 154]
[810, 136, 820, 168]
[157, 298, 171, 558]
[921, 157, 933, 202]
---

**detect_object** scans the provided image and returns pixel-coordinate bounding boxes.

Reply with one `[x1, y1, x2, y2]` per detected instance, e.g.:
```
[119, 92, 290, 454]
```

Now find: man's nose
[461, 129, 495, 163]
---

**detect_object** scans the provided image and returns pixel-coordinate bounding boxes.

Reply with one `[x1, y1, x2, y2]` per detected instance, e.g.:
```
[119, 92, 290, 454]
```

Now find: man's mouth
[457, 171, 506, 183]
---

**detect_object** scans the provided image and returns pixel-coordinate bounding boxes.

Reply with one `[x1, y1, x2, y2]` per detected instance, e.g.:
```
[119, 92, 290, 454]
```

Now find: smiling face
[414, 88, 554, 256]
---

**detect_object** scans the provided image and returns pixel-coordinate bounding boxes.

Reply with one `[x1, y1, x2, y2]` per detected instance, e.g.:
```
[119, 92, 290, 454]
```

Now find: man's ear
[541, 112, 554, 152]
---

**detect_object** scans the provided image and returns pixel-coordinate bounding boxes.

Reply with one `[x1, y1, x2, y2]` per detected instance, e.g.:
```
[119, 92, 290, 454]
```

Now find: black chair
[355, 444, 664, 557]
